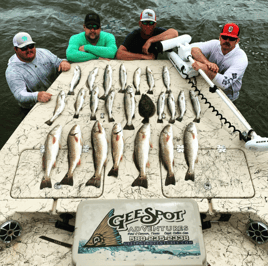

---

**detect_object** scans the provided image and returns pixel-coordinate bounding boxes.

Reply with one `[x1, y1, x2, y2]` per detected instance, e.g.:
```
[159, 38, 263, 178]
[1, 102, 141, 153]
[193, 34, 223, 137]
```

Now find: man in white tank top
[191, 23, 248, 101]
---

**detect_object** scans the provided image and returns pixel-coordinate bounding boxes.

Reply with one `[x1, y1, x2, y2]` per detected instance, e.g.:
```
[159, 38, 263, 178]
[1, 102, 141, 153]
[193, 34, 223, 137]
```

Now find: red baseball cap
[220, 23, 240, 38]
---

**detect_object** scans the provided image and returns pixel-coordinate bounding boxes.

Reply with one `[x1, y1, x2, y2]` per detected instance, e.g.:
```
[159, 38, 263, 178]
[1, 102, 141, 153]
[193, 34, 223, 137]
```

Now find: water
[1, 0, 268, 149]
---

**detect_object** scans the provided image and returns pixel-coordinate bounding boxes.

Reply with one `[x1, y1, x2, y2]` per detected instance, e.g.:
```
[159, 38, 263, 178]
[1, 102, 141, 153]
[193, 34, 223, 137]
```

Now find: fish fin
[109, 117, 115, 123]
[193, 118, 200, 123]
[185, 170, 195, 182]
[116, 134, 120, 141]
[147, 90, 153, 95]
[68, 91, 74, 95]
[150, 142, 153, 148]
[85, 176, 101, 188]
[123, 123, 135, 130]
[120, 155, 123, 161]
[77, 159, 81, 166]
[166, 135, 170, 142]
[166, 89, 171, 94]
[45, 120, 53, 126]
[75, 136, 79, 143]
[53, 136, 56, 144]
[141, 117, 149, 124]
[99, 94, 106, 101]
[60, 173, 73, 186]
[165, 173, 176, 186]
[135, 91, 141, 95]
[131, 176, 148, 189]
[195, 157, 198, 164]
[73, 114, 79, 119]
[40, 178, 52, 190]
[176, 117, 183, 122]
[91, 114, 97, 120]
[108, 167, 118, 177]
[146, 161, 150, 168]
[157, 118, 163, 123]
[53, 162, 56, 168]
[169, 118, 175, 124]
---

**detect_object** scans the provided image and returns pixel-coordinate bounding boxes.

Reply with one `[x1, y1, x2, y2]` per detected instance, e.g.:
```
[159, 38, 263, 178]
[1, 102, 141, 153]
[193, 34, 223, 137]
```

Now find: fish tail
[99, 94, 106, 101]
[109, 117, 115, 123]
[131, 175, 148, 189]
[166, 89, 171, 93]
[73, 114, 79, 119]
[165, 173, 176, 186]
[176, 116, 183, 122]
[59, 173, 73, 186]
[141, 117, 149, 124]
[147, 90, 153, 95]
[68, 91, 74, 95]
[185, 170, 195, 182]
[193, 117, 200, 123]
[91, 113, 97, 120]
[118, 88, 125, 93]
[157, 118, 163, 123]
[135, 90, 141, 95]
[45, 120, 53, 126]
[123, 123, 135, 130]
[108, 167, 118, 177]
[85, 175, 101, 188]
[169, 118, 175, 124]
[40, 178, 52, 190]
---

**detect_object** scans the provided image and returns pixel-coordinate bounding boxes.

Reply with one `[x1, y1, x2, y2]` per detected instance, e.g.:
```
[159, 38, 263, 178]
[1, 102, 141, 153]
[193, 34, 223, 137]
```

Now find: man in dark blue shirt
[116, 9, 178, 60]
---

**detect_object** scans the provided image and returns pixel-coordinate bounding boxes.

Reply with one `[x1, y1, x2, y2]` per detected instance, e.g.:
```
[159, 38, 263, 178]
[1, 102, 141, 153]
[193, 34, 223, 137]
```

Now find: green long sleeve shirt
[66, 31, 117, 62]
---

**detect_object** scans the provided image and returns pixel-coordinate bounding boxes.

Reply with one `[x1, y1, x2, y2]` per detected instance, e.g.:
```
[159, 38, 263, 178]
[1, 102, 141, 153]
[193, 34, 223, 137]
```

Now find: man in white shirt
[191, 23, 248, 101]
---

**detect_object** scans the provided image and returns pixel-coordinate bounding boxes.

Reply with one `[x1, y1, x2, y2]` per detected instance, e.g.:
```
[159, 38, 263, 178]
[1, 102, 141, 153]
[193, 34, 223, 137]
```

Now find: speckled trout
[86, 67, 98, 92]
[108, 123, 124, 177]
[68, 65, 81, 95]
[73, 87, 86, 119]
[183, 122, 198, 182]
[40, 124, 62, 189]
[100, 64, 112, 100]
[45, 90, 66, 126]
[119, 63, 127, 93]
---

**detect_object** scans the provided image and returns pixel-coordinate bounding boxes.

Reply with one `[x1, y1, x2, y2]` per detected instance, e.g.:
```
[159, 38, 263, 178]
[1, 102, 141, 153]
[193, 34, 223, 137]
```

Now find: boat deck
[1, 59, 268, 265]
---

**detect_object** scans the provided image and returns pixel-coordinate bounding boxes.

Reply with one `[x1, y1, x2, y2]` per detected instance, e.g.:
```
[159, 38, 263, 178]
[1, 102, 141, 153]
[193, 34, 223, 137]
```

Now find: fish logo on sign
[228, 26, 233, 33]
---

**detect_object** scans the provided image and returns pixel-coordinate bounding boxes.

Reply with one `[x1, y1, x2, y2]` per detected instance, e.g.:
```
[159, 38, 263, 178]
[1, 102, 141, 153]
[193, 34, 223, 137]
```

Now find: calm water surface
[1, 0, 268, 149]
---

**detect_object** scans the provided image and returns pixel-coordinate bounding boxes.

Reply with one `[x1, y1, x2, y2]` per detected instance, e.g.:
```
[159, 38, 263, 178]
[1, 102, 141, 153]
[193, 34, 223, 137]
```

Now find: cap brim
[85, 21, 100, 27]
[220, 33, 238, 38]
[17, 41, 36, 48]
[140, 18, 156, 22]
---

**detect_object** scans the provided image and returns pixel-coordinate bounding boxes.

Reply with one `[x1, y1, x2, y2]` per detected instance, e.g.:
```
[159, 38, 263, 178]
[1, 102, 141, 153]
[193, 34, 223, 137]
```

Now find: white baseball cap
[140, 9, 156, 22]
[13, 32, 36, 48]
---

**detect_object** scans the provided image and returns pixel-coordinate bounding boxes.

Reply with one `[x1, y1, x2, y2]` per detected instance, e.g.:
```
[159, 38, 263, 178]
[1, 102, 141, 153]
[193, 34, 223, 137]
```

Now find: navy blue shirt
[122, 27, 166, 58]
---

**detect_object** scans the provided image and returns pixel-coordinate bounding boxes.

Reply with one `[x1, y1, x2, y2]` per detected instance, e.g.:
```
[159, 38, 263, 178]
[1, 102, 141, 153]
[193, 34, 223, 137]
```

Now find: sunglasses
[142, 21, 155, 26]
[20, 44, 35, 51]
[221, 35, 237, 41]
[86, 24, 100, 30]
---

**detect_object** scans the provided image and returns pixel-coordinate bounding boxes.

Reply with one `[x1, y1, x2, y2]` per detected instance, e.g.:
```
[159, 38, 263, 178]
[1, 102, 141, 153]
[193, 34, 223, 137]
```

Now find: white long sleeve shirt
[191, 40, 248, 101]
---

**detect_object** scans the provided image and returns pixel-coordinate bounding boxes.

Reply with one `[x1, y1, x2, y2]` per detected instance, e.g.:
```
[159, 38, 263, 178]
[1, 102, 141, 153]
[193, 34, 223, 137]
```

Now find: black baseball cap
[85, 13, 100, 27]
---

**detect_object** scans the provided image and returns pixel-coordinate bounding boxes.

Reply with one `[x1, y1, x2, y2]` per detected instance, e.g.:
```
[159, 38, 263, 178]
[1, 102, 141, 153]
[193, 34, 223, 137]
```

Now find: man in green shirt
[66, 13, 117, 62]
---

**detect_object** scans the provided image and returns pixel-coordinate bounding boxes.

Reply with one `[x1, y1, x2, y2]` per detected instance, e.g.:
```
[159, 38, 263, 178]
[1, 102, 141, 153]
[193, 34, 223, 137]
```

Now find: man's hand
[142, 53, 155, 60]
[58, 61, 71, 72]
[192, 61, 204, 72]
[142, 39, 152, 55]
[37, 91, 52, 103]
[79, 46, 85, 52]
[205, 62, 219, 73]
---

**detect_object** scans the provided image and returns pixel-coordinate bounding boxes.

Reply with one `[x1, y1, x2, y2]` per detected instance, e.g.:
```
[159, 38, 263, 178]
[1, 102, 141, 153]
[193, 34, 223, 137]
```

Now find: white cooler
[72, 199, 207, 266]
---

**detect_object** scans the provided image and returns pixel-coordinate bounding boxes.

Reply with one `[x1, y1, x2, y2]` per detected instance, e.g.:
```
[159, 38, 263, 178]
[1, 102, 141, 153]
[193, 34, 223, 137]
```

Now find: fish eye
[93, 236, 101, 244]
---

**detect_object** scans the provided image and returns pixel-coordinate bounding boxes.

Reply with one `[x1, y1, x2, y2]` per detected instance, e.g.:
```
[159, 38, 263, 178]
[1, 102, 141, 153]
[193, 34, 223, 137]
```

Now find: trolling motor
[154, 36, 268, 152]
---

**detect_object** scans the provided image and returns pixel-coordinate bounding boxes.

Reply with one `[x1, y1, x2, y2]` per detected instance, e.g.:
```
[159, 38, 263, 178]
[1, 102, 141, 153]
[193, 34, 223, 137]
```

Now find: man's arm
[5, 70, 51, 108]
[83, 33, 117, 59]
[116, 45, 155, 60]
[142, 29, 178, 54]
[66, 35, 98, 62]
[191, 47, 219, 73]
